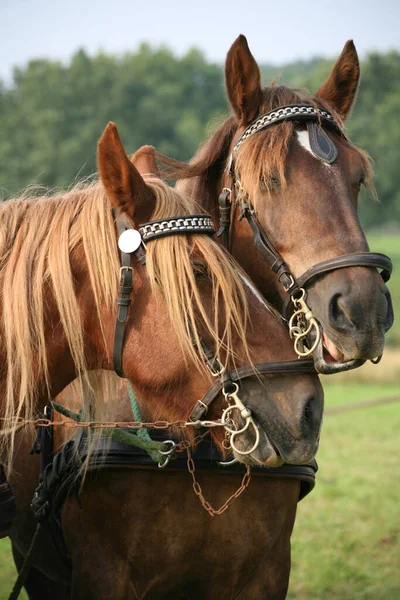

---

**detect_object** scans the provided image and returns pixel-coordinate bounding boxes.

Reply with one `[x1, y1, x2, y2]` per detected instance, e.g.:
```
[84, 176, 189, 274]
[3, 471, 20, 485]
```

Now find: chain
[0, 417, 225, 430]
[187, 446, 251, 517]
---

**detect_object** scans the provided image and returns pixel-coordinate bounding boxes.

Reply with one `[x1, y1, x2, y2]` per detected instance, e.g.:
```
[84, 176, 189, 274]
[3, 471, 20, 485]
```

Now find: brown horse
[169, 36, 393, 368]
[6, 124, 323, 599]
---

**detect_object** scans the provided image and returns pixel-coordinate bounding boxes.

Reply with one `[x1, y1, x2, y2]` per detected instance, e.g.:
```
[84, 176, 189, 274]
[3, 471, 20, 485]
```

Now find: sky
[1, 0, 399, 82]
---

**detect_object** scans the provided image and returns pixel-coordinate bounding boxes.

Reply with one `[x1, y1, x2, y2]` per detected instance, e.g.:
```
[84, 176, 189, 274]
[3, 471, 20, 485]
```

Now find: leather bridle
[112, 209, 316, 430]
[217, 103, 393, 374]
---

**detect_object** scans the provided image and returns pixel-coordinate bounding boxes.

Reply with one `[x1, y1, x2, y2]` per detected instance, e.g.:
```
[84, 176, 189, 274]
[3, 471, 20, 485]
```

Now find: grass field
[0, 235, 398, 599]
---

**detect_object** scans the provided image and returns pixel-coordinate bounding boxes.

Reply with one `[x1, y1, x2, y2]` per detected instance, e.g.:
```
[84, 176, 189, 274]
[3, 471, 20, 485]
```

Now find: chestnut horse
[170, 36, 393, 369]
[6, 124, 323, 599]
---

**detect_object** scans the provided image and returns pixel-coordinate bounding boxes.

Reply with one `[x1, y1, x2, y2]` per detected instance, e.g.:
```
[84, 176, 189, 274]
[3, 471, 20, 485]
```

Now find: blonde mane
[0, 175, 251, 469]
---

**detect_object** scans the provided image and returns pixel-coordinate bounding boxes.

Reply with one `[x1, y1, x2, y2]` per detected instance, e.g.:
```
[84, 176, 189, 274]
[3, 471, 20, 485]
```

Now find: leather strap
[112, 211, 216, 377]
[216, 188, 232, 248]
[297, 252, 392, 288]
[190, 359, 315, 421]
[113, 212, 135, 378]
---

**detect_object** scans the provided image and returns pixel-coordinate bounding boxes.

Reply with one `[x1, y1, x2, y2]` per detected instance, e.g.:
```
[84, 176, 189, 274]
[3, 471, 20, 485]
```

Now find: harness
[27, 410, 317, 572]
[216, 103, 393, 374]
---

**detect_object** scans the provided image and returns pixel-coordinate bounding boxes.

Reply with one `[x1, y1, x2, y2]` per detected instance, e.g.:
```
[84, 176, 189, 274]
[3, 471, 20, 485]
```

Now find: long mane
[157, 84, 374, 208]
[0, 175, 251, 468]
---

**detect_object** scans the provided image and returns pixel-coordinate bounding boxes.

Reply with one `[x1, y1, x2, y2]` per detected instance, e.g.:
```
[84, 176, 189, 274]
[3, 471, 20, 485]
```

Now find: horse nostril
[384, 290, 394, 332]
[329, 293, 353, 332]
[301, 395, 320, 434]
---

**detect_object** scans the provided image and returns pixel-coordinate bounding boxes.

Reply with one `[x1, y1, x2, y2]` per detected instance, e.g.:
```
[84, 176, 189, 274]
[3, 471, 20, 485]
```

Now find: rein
[217, 103, 393, 374]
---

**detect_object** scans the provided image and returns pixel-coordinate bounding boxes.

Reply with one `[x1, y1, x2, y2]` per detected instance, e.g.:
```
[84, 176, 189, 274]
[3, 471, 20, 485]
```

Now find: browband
[233, 104, 342, 154]
[139, 215, 215, 242]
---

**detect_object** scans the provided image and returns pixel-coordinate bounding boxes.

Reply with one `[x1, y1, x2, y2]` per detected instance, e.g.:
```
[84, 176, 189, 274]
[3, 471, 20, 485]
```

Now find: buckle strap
[217, 188, 232, 249]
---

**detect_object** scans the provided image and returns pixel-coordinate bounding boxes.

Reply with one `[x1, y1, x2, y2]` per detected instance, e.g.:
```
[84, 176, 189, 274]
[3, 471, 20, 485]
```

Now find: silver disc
[118, 229, 142, 254]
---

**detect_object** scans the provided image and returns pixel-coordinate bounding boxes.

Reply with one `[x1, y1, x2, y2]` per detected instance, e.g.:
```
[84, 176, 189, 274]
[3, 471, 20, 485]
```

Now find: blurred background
[0, 1, 399, 598]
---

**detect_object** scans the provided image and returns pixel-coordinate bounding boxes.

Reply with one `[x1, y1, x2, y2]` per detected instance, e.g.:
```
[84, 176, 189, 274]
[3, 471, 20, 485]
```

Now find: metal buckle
[206, 357, 225, 377]
[282, 274, 296, 293]
[119, 266, 133, 284]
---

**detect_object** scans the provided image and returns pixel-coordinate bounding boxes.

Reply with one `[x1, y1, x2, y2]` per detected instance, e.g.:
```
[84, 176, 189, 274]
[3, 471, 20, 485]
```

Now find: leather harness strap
[190, 359, 315, 421]
[113, 211, 140, 378]
[112, 211, 215, 378]
[297, 251, 392, 288]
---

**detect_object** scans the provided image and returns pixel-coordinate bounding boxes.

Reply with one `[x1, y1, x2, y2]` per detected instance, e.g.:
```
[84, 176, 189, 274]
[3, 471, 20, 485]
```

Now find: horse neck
[0, 249, 103, 418]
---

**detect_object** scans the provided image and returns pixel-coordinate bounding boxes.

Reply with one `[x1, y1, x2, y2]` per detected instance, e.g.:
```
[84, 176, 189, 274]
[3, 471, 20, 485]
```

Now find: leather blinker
[306, 121, 338, 164]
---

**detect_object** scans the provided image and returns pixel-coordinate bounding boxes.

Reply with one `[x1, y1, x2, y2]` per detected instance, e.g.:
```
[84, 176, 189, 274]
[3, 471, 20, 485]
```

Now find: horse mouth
[321, 330, 351, 363]
[312, 330, 366, 374]
[248, 420, 285, 467]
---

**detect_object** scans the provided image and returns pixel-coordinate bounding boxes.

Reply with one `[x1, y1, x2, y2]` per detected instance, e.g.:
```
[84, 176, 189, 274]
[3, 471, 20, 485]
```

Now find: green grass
[0, 539, 27, 599]
[288, 381, 400, 600]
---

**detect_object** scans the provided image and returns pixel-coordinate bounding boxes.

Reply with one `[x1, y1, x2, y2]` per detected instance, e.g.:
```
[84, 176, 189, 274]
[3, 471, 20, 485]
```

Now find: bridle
[112, 208, 316, 458]
[217, 104, 393, 374]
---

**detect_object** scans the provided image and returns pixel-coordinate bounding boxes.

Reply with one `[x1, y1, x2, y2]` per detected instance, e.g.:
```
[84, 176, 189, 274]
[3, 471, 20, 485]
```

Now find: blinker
[306, 122, 338, 164]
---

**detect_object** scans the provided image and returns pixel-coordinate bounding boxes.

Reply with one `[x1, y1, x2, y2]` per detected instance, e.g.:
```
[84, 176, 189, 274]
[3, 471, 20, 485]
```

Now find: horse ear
[98, 123, 155, 224]
[315, 40, 360, 120]
[225, 35, 262, 125]
[131, 145, 160, 177]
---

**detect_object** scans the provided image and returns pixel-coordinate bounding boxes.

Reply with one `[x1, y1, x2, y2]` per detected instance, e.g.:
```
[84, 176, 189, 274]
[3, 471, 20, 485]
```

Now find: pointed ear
[225, 35, 262, 125]
[315, 40, 360, 120]
[131, 145, 160, 177]
[98, 123, 156, 224]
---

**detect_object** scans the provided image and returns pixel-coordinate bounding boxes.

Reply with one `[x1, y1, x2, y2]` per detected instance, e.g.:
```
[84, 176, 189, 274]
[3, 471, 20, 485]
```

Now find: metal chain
[186, 447, 251, 517]
[0, 417, 225, 430]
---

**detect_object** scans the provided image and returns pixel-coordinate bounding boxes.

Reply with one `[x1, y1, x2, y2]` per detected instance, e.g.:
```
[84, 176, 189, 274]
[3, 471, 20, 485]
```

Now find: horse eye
[193, 263, 209, 279]
[259, 177, 280, 192]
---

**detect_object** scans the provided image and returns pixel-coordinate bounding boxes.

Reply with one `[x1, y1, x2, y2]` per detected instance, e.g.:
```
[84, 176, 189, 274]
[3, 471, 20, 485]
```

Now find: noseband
[112, 208, 316, 457]
[217, 104, 393, 374]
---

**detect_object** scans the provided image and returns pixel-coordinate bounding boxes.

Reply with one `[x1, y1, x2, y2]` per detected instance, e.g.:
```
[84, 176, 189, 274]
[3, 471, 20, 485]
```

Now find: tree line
[0, 44, 399, 230]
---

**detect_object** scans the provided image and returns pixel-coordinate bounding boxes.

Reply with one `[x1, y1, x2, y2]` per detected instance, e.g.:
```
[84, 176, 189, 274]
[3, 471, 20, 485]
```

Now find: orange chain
[187, 446, 251, 517]
[0, 417, 224, 430]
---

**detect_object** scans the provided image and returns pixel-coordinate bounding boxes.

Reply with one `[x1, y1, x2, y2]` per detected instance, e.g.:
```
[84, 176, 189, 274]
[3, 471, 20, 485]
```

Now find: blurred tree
[0, 45, 398, 231]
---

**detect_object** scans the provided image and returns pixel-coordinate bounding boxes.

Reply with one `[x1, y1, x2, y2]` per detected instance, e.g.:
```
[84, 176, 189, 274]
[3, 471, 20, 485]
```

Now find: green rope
[127, 382, 153, 442]
[51, 401, 164, 464]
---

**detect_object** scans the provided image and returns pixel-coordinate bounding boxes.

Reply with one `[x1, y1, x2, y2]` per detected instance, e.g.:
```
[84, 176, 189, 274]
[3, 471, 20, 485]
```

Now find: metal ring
[158, 455, 172, 469]
[158, 440, 177, 456]
[223, 381, 239, 398]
